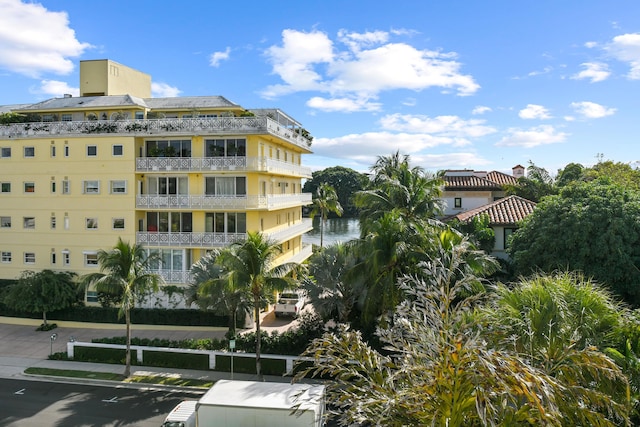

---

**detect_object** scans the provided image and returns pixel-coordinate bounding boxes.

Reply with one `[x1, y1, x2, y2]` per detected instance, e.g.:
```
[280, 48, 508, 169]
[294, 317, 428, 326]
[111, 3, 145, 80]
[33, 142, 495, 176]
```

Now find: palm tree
[218, 232, 298, 378]
[309, 182, 343, 248]
[189, 250, 252, 337]
[80, 238, 163, 377]
[482, 272, 630, 425]
[302, 243, 363, 323]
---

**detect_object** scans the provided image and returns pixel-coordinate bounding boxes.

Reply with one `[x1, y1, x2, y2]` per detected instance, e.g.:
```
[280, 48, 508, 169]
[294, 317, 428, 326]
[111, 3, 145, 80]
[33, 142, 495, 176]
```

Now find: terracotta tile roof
[450, 195, 536, 225]
[443, 175, 502, 191]
[486, 171, 518, 186]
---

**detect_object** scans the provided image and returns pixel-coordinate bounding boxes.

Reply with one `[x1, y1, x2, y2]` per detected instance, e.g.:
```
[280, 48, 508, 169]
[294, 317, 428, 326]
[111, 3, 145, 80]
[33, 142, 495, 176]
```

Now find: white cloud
[472, 105, 491, 115]
[261, 28, 479, 108]
[306, 96, 381, 112]
[30, 80, 79, 97]
[152, 82, 181, 98]
[209, 47, 231, 67]
[519, 104, 551, 120]
[571, 62, 610, 82]
[604, 33, 640, 79]
[379, 113, 496, 139]
[0, 0, 91, 77]
[570, 101, 616, 118]
[496, 125, 568, 148]
[312, 131, 470, 166]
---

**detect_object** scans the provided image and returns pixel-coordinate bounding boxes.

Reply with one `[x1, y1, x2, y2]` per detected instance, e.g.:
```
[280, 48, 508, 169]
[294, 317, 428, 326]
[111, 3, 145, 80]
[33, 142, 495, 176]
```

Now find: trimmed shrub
[142, 349, 209, 370]
[74, 346, 130, 365]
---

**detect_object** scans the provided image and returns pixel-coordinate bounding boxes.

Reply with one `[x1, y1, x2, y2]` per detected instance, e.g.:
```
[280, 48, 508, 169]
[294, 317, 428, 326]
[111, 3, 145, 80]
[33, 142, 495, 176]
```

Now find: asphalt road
[0, 378, 203, 427]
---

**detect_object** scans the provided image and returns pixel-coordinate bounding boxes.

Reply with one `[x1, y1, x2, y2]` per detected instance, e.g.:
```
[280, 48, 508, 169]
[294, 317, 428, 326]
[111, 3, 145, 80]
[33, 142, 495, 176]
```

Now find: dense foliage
[509, 180, 640, 306]
[303, 166, 368, 217]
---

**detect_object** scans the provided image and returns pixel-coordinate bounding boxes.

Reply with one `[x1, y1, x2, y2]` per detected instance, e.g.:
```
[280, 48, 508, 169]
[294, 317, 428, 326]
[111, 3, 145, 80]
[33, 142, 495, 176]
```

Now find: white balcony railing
[136, 193, 312, 210]
[135, 156, 312, 178]
[0, 117, 312, 151]
[265, 219, 313, 243]
[137, 231, 246, 247]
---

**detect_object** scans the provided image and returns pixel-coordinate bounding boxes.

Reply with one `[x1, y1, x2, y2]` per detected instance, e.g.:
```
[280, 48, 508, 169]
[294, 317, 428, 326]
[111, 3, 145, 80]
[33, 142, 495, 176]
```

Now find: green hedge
[0, 304, 232, 327]
[216, 354, 286, 376]
[74, 346, 130, 365]
[143, 349, 209, 370]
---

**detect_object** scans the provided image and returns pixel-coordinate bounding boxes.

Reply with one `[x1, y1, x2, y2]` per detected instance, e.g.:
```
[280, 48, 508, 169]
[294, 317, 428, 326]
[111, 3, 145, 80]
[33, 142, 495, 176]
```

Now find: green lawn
[24, 367, 213, 388]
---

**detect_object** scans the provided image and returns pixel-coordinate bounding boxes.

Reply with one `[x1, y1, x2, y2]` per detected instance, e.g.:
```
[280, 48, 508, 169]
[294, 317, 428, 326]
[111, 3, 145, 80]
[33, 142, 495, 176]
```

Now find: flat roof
[198, 380, 325, 412]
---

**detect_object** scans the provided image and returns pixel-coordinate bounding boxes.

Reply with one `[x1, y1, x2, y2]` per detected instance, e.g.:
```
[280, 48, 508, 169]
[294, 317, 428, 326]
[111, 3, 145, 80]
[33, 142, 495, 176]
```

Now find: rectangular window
[86, 218, 98, 229]
[146, 212, 192, 233]
[64, 216, 69, 229]
[205, 138, 246, 157]
[23, 217, 35, 229]
[87, 145, 97, 156]
[62, 250, 70, 266]
[24, 182, 35, 193]
[135, 112, 144, 120]
[42, 114, 54, 122]
[61, 113, 72, 121]
[112, 218, 125, 230]
[24, 147, 34, 157]
[62, 180, 70, 194]
[145, 140, 191, 157]
[110, 180, 127, 194]
[24, 252, 35, 264]
[112, 145, 123, 156]
[84, 252, 98, 267]
[147, 176, 188, 195]
[205, 176, 246, 196]
[86, 291, 98, 303]
[64, 146, 69, 157]
[51, 145, 56, 157]
[0, 182, 9, 193]
[51, 252, 56, 264]
[83, 180, 99, 194]
[1, 251, 11, 263]
[205, 212, 247, 233]
[51, 215, 56, 229]
[1, 147, 11, 158]
[0, 217, 11, 228]
[454, 197, 462, 208]
[51, 181, 56, 193]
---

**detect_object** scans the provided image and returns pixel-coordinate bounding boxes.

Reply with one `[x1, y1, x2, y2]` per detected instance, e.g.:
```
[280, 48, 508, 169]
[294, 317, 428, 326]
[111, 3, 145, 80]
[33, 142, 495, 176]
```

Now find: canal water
[302, 217, 360, 247]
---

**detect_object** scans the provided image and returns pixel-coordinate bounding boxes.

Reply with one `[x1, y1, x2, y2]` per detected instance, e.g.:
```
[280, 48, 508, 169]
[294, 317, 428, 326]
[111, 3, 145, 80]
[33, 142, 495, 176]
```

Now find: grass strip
[125, 375, 214, 388]
[25, 367, 125, 381]
[24, 367, 213, 388]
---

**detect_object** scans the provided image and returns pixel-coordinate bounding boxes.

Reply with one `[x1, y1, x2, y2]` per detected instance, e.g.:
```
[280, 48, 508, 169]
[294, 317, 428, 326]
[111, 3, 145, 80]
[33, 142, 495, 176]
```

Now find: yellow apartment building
[0, 59, 313, 305]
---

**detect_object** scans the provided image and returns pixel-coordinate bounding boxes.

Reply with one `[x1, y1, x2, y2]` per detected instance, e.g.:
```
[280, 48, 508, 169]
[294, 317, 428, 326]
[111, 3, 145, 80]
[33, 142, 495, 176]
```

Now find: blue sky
[1, 0, 639, 175]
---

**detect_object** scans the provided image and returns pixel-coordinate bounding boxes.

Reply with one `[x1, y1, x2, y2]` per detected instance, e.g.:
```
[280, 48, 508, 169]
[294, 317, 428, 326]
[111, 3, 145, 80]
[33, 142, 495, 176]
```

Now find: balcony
[136, 193, 312, 210]
[137, 231, 246, 248]
[287, 243, 314, 264]
[0, 117, 312, 151]
[136, 156, 312, 178]
[266, 219, 313, 243]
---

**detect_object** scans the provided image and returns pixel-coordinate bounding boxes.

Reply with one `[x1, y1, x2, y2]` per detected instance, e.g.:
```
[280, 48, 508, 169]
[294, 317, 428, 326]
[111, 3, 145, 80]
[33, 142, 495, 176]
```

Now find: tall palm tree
[309, 182, 343, 248]
[189, 250, 252, 338]
[80, 238, 163, 377]
[218, 232, 298, 378]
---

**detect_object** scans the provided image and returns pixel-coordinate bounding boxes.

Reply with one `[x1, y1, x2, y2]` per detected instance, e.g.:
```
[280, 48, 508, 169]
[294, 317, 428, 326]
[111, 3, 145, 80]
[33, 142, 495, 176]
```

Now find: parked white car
[274, 291, 306, 318]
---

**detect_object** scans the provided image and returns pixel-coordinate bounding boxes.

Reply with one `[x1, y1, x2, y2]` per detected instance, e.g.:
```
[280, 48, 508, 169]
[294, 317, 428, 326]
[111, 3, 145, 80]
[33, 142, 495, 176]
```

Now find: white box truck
[196, 380, 326, 427]
[162, 400, 197, 427]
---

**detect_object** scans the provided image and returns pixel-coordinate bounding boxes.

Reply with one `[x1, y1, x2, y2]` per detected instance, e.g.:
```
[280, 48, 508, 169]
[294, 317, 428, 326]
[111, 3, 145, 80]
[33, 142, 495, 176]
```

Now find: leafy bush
[74, 346, 130, 365]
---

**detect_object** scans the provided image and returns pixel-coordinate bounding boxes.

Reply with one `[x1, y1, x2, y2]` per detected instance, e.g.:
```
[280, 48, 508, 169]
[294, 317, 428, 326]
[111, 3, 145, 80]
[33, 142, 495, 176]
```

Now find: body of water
[302, 217, 360, 247]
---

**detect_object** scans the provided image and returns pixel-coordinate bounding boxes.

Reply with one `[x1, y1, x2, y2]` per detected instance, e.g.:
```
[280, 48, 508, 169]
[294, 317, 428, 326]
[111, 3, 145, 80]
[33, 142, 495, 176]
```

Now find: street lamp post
[50, 333, 57, 356]
[229, 337, 236, 380]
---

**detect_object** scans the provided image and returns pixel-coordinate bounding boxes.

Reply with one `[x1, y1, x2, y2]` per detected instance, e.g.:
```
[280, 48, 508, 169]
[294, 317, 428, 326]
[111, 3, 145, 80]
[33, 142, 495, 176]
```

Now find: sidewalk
[0, 316, 298, 388]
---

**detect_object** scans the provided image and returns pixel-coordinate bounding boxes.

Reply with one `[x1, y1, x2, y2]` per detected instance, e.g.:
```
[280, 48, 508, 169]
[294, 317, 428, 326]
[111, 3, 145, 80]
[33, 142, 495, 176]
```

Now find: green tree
[80, 238, 163, 377]
[555, 162, 584, 187]
[584, 160, 640, 191]
[297, 245, 559, 426]
[303, 166, 368, 217]
[309, 182, 343, 248]
[482, 272, 630, 426]
[189, 250, 252, 337]
[4, 270, 78, 325]
[218, 232, 297, 379]
[449, 213, 496, 253]
[509, 180, 640, 306]
[302, 243, 363, 323]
